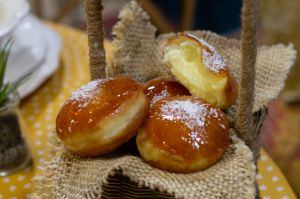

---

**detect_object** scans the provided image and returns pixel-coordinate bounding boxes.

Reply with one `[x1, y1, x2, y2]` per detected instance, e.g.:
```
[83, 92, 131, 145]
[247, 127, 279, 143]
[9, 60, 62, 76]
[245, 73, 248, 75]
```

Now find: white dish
[4, 15, 47, 83]
[18, 15, 62, 98]
[0, 0, 30, 38]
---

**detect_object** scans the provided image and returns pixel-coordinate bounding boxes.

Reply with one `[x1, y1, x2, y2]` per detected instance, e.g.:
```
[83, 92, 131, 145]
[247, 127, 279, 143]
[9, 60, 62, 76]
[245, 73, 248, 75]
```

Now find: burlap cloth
[33, 1, 296, 198]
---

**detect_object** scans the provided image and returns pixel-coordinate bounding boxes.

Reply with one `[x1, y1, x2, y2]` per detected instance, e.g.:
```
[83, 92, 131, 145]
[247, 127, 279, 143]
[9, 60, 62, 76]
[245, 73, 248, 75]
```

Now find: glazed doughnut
[163, 32, 237, 109]
[137, 96, 229, 173]
[56, 77, 149, 157]
[143, 78, 190, 105]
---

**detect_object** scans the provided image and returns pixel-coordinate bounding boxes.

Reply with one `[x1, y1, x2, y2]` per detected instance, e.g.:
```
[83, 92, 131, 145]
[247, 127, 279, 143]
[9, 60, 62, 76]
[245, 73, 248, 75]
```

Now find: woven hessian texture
[33, 1, 296, 199]
[108, 1, 296, 113]
[34, 134, 256, 199]
[106, 1, 169, 83]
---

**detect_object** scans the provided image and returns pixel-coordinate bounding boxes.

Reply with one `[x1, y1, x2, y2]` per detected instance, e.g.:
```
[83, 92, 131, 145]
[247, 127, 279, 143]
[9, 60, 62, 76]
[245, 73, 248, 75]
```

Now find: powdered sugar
[202, 49, 227, 73]
[196, 36, 227, 73]
[185, 33, 227, 73]
[160, 99, 224, 131]
[151, 89, 169, 104]
[69, 80, 100, 101]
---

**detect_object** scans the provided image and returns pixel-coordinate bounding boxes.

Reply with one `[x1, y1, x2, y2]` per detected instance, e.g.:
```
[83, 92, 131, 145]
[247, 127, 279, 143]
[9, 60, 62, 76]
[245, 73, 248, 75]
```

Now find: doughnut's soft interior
[137, 96, 229, 173]
[163, 33, 237, 109]
[56, 77, 149, 157]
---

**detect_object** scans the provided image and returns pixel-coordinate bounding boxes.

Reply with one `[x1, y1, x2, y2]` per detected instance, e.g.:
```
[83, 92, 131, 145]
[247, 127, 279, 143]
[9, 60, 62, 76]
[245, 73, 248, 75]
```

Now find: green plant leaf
[6, 73, 30, 96]
[0, 39, 30, 106]
[0, 39, 13, 89]
[0, 83, 10, 106]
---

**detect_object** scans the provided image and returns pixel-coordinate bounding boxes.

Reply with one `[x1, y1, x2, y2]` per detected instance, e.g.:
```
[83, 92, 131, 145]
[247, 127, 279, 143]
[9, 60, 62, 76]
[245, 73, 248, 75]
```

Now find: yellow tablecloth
[0, 23, 297, 199]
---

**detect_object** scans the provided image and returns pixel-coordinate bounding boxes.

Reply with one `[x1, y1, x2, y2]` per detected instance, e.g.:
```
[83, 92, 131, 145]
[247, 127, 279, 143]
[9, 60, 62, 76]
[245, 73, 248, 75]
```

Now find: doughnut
[137, 96, 229, 173]
[143, 78, 190, 105]
[56, 77, 149, 157]
[163, 32, 238, 109]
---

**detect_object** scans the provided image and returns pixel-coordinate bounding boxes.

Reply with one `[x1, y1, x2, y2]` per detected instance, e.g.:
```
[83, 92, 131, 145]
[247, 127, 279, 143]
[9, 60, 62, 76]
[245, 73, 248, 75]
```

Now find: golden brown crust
[225, 71, 238, 108]
[56, 77, 149, 156]
[143, 78, 190, 105]
[137, 96, 229, 173]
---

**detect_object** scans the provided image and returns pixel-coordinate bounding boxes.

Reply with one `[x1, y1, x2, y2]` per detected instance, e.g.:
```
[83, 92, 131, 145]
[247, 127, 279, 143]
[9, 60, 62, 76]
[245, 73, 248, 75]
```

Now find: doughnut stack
[56, 33, 238, 173]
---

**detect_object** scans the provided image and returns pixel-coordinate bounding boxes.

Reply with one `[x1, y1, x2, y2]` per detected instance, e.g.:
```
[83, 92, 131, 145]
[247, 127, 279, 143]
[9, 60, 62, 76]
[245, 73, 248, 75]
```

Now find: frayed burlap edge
[106, 1, 169, 83]
[106, 1, 297, 112]
[33, 131, 256, 199]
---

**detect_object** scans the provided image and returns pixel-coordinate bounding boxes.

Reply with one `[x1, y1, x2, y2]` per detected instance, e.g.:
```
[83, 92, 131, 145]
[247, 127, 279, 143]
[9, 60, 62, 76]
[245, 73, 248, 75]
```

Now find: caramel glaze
[144, 96, 229, 163]
[225, 72, 238, 108]
[143, 78, 190, 105]
[56, 77, 143, 140]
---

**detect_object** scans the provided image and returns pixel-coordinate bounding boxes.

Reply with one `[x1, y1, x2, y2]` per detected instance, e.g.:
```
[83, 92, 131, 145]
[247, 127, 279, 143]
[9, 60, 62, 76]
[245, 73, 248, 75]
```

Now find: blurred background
[27, 0, 300, 196]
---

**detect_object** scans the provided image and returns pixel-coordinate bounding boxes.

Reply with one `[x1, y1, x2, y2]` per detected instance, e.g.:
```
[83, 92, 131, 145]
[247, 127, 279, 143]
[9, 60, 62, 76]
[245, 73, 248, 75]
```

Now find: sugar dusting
[160, 99, 224, 130]
[202, 49, 227, 73]
[69, 80, 100, 102]
[60, 80, 102, 133]
[160, 98, 226, 149]
[151, 89, 169, 104]
[185, 33, 227, 73]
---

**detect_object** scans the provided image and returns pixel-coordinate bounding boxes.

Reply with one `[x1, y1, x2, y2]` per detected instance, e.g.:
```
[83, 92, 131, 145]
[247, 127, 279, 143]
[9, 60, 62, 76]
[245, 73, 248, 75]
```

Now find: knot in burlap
[33, 1, 296, 198]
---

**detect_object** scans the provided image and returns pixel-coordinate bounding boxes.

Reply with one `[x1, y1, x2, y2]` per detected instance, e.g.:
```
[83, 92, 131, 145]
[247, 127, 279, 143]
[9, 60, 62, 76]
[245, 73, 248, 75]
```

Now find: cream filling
[164, 41, 227, 106]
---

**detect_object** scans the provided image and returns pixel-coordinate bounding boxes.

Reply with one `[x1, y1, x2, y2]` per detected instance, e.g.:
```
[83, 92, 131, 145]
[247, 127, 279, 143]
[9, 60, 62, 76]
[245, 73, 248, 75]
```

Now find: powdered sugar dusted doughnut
[143, 78, 190, 105]
[56, 77, 149, 157]
[163, 33, 237, 109]
[137, 96, 229, 173]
